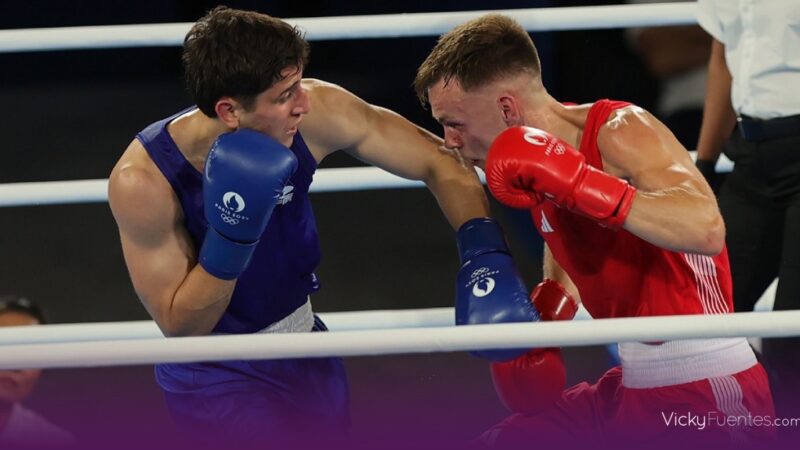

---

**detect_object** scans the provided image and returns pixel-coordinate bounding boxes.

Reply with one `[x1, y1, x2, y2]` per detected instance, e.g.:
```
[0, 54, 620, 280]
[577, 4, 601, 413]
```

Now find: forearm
[163, 266, 236, 337]
[623, 184, 724, 255]
[426, 160, 491, 229]
[696, 39, 736, 161]
[543, 246, 580, 302]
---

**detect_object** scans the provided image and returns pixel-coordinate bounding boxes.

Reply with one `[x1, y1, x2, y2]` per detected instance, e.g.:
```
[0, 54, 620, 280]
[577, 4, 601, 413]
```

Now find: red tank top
[531, 99, 733, 318]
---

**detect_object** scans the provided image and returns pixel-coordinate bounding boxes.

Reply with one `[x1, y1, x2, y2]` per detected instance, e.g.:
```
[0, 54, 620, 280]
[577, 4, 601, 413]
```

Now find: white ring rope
[0, 167, 431, 207]
[0, 306, 592, 346]
[0, 153, 732, 208]
[0, 307, 454, 345]
[0, 3, 696, 54]
[0, 285, 778, 346]
[1, 310, 798, 370]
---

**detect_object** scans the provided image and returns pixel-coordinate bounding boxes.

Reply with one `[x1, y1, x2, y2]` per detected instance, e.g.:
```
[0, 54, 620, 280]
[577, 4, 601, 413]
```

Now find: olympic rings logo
[220, 214, 240, 225]
[471, 267, 490, 278]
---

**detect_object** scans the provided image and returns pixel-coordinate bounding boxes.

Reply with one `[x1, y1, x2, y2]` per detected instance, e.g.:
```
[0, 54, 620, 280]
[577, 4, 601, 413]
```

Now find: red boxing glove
[531, 279, 579, 322]
[490, 348, 566, 415]
[486, 126, 636, 229]
[489, 279, 578, 415]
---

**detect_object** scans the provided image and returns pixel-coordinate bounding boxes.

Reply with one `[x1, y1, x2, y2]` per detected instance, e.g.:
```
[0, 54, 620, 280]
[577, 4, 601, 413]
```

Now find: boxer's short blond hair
[415, 14, 541, 105]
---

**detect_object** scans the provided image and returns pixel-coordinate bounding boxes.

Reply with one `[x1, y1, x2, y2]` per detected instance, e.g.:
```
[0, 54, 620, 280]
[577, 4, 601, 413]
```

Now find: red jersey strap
[578, 99, 632, 169]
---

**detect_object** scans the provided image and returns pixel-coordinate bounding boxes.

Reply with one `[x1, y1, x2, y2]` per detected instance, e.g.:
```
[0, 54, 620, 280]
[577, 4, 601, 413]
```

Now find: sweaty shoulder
[599, 105, 653, 148]
[594, 105, 682, 178]
[109, 140, 181, 237]
[300, 78, 374, 158]
[602, 105, 649, 131]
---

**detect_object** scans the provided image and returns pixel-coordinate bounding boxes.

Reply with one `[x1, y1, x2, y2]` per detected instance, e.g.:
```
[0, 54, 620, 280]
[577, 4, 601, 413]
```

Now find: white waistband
[620, 338, 757, 389]
[256, 298, 314, 334]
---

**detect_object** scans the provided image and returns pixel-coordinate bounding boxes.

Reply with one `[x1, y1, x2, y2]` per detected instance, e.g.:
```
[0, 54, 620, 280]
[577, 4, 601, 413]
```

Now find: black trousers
[721, 131, 800, 313]
[720, 130, 800, 421]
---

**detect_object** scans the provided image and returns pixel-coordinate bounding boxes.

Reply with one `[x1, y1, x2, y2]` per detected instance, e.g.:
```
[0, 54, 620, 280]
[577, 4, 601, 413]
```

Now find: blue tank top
[137, 108, 321, 333]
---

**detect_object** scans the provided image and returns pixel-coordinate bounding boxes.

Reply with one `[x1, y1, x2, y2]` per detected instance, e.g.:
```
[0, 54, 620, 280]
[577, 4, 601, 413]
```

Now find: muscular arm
[696, 38, 736, 163]
[109, 141, 235, 337]
[599, 107, 725, 255]
[301, 79, 489, 229]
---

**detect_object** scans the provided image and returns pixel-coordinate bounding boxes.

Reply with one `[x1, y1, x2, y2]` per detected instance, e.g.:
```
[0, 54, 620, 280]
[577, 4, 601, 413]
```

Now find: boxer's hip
[155, 298, 348, 403]
[619, 338, 757, 389]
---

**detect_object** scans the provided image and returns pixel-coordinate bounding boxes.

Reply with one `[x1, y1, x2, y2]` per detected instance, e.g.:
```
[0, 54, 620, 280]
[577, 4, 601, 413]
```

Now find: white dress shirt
[697, 0, 800, 119]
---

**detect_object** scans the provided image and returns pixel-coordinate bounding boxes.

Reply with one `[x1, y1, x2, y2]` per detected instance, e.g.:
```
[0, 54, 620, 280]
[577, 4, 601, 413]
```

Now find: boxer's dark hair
[415, 14, 541, 105]
[183, 6, 310, 117]
[0, 295, 47, 324]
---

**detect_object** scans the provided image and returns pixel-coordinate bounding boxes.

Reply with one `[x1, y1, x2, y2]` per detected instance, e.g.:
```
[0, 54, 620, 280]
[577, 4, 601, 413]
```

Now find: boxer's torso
[532, 100, 734, 319]
[137, 107, 322, 333]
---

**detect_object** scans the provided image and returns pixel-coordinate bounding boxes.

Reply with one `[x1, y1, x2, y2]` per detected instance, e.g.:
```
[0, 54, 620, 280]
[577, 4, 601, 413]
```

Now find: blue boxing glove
[456, 218, 540, 361]
[199, 129, 298, 280]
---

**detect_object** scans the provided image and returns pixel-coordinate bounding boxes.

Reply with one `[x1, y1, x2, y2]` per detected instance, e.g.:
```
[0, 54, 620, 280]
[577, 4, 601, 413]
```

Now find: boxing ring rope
[0, 2, 783, 368]
[0, 167, 433, 207]
[2, 310, 800, 370]
[0, 308, 456, 345]
[0, 3, 696, 53]
[0, 153, 733, 208]
[0, 307, 602, 346]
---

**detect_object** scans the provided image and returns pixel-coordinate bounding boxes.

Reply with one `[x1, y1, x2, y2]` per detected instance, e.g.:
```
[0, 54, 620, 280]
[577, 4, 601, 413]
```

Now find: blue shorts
[155, 317, 350, 444]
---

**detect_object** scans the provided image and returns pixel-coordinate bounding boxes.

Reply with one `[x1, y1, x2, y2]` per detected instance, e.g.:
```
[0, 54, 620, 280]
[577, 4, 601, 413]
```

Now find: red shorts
[482, 363, 775, 449]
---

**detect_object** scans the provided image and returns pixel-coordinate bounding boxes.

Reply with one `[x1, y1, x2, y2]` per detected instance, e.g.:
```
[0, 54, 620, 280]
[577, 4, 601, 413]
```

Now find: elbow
[159, 320, 188, 338]
[695, 213, 726, 256]
[428, 150, 482, 186]
[161, 323, 206, 338]
[161, 328, 182, 338]
[158, 323, 211, 337]
[159, 314, 211, 338]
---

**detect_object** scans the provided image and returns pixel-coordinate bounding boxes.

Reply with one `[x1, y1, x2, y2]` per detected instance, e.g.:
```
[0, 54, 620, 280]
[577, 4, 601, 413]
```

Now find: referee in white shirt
[695, 0, 800, 425]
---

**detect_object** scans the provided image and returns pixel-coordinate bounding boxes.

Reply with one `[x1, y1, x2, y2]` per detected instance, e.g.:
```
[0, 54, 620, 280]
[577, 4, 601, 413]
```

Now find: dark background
[0, 0, 660, 446]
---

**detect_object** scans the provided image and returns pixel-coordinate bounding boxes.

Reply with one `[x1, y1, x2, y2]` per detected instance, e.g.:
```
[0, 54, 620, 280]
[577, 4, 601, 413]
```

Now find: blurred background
[0, 0, 668, 446]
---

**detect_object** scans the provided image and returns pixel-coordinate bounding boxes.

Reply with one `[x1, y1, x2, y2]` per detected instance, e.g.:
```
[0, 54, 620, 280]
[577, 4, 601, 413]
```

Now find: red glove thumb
[531, 279, 579, 322]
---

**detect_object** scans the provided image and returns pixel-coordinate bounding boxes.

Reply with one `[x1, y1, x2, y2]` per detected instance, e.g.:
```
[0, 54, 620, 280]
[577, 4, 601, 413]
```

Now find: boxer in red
[415, 14, 776, 448]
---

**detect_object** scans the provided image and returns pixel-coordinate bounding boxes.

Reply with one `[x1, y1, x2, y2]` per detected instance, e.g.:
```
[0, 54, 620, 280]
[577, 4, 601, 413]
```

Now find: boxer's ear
[215, 97, 241, 128]
[498, 96, 522, 127]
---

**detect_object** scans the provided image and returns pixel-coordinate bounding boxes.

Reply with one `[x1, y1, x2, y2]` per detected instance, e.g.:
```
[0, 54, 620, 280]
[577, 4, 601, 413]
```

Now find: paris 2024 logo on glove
[523, 128, 566, 156]
[216, 191, 248, 225]
[469, 266, 498, 298]
[214, 182, 295, 226]
[223, 192, 245, 212]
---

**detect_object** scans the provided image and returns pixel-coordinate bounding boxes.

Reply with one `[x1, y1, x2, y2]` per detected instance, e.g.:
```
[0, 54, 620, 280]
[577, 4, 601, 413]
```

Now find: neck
[523, 95, 582, 147]
[170, 110, 232, 163]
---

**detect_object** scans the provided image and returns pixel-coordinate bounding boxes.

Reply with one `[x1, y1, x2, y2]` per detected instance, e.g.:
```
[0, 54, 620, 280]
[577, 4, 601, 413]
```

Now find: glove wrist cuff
[573, 168, 636, 230]
[456, 217, 510, 262]
[199, 227, 258, 280]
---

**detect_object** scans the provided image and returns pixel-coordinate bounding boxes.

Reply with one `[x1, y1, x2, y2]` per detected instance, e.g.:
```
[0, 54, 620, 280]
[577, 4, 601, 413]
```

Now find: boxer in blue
[107, 6, 499, 446]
